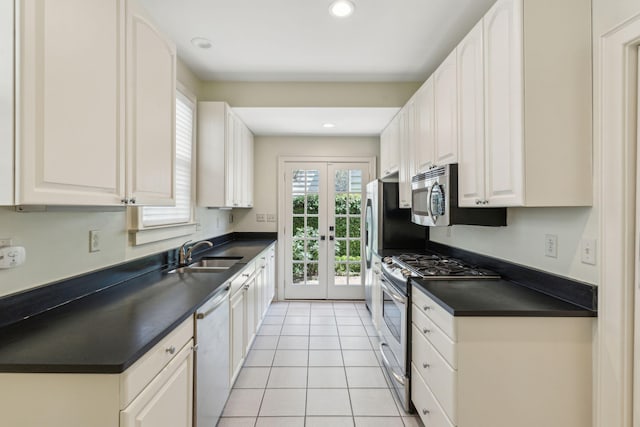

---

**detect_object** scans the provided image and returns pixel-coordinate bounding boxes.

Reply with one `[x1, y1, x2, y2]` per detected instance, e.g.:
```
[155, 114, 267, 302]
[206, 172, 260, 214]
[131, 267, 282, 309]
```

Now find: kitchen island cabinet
[12, 0, 176, 207]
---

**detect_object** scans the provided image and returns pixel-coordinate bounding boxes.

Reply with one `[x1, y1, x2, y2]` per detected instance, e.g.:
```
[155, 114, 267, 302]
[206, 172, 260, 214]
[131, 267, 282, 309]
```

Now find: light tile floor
[219, 301, 423, 427]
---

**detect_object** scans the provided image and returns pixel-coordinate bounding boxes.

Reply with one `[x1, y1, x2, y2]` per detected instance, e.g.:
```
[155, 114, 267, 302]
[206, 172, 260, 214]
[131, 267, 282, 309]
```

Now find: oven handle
[380, 278, 407, 305]
[379, 342, 406, 386]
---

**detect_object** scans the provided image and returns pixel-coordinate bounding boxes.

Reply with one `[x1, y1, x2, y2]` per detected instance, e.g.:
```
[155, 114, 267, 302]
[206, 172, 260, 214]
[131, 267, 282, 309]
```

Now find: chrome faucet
[178, 240, 213, 265]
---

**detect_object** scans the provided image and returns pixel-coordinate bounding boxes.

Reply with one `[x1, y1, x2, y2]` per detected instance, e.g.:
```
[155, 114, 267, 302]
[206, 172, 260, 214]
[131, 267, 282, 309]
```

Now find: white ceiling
[140, 0, 498, 135]
[233, 107, 400, 136]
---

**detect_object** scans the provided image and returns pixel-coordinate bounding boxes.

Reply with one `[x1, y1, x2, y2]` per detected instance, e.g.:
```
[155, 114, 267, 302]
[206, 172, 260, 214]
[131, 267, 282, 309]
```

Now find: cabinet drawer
[411, 324, 457, 424]
[412, 285, 456, 340]
[120, 317, 194, 409]
[412, 305, 456, 368]
[411, 363, 454, 427]
[230, 261, 255, 295]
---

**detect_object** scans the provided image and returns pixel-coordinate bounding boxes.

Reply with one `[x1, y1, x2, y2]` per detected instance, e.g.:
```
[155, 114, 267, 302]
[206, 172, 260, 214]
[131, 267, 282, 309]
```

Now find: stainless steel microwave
[411, 164, 507, 227]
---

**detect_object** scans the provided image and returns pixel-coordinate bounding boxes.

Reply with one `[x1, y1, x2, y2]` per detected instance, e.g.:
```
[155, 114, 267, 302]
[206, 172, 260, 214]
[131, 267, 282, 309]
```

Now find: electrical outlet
[0, 238, 13, 247]
[256, 213, 266, 222]
[89, 230, 101, 253]
[267, 214, 276, 223]
[581, 239, 597, 265]
[544, 234, 557, 258]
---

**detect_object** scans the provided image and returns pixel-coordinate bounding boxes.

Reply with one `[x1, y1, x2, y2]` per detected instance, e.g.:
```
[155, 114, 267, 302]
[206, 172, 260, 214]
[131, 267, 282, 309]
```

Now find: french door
[283, 161, 370, 300]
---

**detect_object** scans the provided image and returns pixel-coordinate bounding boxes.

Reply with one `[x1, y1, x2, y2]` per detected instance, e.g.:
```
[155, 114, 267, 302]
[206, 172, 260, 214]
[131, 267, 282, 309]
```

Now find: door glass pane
[335, 169, 348, 192]
[307, 263, 319, 284]
[335, 194, 347, 215]
[349, 217, 361, 238]
[349, 170, 362, 192]
[335, 217, 347, 238]
[349, 194, 361, 215]
[349, 240, 361, 258]
[307, 239, 319, 261]
[292, 262, 304, 284]
[307, 216, 319, 236]
[293, 216, 304, 233]
[307, 194, 319, 215]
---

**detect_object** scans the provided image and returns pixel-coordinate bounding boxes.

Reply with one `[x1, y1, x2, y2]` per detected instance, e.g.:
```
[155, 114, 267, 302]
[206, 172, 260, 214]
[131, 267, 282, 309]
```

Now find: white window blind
[142, 91, 194, 227]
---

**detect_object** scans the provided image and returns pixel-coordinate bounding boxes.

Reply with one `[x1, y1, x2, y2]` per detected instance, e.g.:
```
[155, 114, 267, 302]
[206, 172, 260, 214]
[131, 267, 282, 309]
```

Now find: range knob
[401, 268, 412, 278]
[383, 257, 394, 265]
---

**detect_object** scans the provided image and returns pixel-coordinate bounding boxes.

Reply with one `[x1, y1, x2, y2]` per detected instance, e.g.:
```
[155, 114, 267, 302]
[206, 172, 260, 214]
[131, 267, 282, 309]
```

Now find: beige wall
[199, 81, 420, 107]
[234, 136, 380, 232]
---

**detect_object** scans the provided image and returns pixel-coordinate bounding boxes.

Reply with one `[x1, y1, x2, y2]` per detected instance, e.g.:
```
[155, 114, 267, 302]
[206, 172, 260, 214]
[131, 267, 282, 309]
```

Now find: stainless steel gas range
[377, 253, 499, 412]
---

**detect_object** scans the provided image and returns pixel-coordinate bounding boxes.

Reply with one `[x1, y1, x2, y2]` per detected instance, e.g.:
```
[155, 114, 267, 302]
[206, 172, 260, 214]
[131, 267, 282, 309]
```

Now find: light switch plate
[581, 239, 596, 265]
[256, 213, 265, 222]
[0, 246, 26, 268]
[267, 214, 276, 223]
[544, 234, 558, 258]
[89, 230, 101, 252]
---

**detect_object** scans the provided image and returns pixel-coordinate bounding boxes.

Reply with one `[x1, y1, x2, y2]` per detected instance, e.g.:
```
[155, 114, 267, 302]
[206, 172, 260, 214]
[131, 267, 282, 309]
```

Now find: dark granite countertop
[411, 277, 596, 317]
[0, 239, 275, 374]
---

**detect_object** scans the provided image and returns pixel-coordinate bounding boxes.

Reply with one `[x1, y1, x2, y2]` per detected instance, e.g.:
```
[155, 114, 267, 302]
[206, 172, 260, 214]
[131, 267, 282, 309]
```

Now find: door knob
[320, 235, 326, 241]
[329, 236, 334, 241]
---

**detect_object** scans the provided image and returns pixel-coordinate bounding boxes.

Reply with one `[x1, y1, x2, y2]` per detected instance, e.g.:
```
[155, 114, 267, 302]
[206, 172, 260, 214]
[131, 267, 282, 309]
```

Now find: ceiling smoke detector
[191, 37, 212, 49]
[329, 0, 355, 18]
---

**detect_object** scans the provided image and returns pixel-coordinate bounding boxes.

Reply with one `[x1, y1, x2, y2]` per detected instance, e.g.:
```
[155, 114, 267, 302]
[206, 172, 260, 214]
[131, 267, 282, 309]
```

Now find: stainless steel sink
[189, 258, 241, 269]
[169, 256, 242, 273]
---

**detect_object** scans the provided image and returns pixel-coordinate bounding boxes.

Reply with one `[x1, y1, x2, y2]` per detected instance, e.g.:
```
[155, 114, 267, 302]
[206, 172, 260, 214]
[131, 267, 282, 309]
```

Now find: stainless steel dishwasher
[195, 283, 231, 427]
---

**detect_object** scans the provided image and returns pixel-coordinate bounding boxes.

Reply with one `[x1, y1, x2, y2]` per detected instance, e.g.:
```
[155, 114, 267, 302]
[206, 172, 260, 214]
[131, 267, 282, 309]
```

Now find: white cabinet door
[414, 78, 435, 174]
[267, 247, 276, 303]
[457, 21, 486, 207]
[0, 0, 14, 205]
[398, 106, 414, 209]
[433, 50, 458, 166]
[244, 128, 254, 207]
[126, 0, 176, 206]
[230, 288, 245, 383]
[245, 275, 257, 350]
[380, 116, 400, 177]
[16, 0, 125, 205]
[120, 342, 194, 427]
[484, 0, 524, 206]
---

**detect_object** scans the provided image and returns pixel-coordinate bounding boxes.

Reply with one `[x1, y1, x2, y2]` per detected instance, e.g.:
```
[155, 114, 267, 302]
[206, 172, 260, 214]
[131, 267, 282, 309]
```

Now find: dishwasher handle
[196, 285, 230, 319]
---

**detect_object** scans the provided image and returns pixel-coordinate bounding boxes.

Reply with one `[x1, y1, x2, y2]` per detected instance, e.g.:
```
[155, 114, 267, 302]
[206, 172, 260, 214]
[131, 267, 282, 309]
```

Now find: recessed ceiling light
[323, 123, 336, 128]
[191, 37, 212, 49]
[329, 0, 355, 18]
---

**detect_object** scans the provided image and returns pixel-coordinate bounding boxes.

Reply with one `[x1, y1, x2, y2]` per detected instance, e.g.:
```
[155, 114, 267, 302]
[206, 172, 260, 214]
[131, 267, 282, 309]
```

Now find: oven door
[378, 276, 410, 411]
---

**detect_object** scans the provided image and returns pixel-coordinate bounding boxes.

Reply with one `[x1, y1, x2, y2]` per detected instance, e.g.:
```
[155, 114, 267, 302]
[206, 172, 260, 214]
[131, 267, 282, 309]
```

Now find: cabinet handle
[422, 362, 430, 369]
[483, 200, 489, 205]
[165, 346, 176, 355]
[422, 409, 430, 415]
[423, 305, 431, 311]
[129, 198, 136, 204]
[242, 273, 250, 277]
[422, 328, 431, 334]
[121, 198, 129, 205]
[475, 199, 481, 205]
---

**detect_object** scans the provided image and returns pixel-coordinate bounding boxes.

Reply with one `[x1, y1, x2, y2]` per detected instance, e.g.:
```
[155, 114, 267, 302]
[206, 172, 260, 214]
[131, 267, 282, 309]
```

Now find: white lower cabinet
[371, 254, 382, 331]
[0, 317, 194, 427]
[120, 341, 193, 427]
[230, 283, 246, 383]
[410, 285, 593, 427]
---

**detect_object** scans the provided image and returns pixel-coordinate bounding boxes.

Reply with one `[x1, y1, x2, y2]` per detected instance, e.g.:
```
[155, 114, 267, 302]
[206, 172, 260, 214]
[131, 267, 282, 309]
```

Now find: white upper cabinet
[1, 0, 14, 205]
[460, 0, 592, 207]
[379, 116, 400, 178]
[16, 0, 126, 205]
[197, 102, 254, 208]
[433, 50, 458, 166]
[414, 78, 435, 174]
[457, 21, 487, 207]
[125, 0, 176, 206]
[482, 0, 524, 206]
[12, 0, 176, 206]
[398, 105, 414, 208]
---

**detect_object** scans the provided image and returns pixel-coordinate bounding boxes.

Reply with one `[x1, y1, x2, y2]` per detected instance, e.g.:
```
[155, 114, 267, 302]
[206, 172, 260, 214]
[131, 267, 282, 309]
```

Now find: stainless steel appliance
[364, 179, 426, 311]
[378, 253, 499, 412]
[411, 164, 507, 227]
[195, 284, 231, 427]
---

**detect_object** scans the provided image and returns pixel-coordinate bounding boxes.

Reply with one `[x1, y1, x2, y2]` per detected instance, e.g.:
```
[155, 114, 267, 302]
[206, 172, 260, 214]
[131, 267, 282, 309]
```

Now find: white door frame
[597, 13, 640, 427]
[277, 156, 376, 301]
